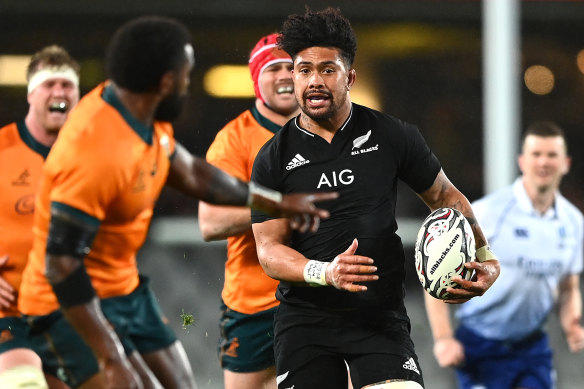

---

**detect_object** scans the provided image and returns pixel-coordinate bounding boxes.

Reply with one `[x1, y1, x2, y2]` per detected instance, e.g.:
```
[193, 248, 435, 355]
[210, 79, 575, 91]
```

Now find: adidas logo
[403, 357, 420, 375]
[286, 153, 310, 170]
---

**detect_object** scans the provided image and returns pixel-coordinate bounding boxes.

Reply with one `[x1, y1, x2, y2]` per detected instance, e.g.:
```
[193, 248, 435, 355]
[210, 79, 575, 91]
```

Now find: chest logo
[351, 130, 378, 156]
[352, 130, 371, 149]
[286, 153, 310, 170]
[317, 169, 354, 189]
[15, 194, 35, 215]
[514, 228, 529, 238]
[12, 169, 31, 186]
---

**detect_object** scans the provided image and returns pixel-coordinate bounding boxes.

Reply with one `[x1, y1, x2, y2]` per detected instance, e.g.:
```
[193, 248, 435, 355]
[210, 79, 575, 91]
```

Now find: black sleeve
[397, 123, 441, 194]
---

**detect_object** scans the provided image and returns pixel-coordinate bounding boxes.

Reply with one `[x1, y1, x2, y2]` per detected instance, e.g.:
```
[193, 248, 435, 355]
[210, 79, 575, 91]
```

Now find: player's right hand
[0, 255, 15, 308]
[325, 239, 379, 292]
[433, 337, 465, 367]
[101, 355, 143, 389]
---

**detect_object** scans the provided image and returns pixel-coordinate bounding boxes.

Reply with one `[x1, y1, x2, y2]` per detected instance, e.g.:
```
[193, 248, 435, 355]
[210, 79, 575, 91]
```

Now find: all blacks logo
[15, 194, 35, 215]
[429, 233, 460, 275]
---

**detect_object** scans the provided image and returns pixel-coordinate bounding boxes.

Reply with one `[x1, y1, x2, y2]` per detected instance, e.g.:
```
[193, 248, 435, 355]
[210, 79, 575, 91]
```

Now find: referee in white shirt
[424, 121, 584, 389]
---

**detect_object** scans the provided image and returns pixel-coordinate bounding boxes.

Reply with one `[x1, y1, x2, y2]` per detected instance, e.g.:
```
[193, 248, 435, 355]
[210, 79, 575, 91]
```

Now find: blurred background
[1, 0, 583, 387]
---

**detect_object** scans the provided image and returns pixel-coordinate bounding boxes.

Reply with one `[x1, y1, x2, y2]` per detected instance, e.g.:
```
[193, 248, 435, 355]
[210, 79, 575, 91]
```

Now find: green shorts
[0, 316, 33, 354]
[218, 300, 277, 373]
[26, 276, 177, 388]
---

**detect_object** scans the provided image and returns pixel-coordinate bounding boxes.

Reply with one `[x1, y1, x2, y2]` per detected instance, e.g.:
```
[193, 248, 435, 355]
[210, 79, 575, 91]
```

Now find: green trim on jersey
[101, 85, 154, 145]
[16, 120, 51, 159]
[251, 105, 281, 134]
[51, 201, 101, 227]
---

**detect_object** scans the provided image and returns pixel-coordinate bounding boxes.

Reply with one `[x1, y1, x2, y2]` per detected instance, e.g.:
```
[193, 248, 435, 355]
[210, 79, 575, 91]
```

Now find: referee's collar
[513, 177, 558, 219]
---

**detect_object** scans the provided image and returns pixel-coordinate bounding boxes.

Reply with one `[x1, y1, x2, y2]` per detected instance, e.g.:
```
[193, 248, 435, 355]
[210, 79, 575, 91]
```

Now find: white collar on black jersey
[294, 105, 354, 137]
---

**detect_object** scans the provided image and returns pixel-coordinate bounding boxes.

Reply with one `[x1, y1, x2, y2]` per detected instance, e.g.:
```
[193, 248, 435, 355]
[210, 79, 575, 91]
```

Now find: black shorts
[273, 302, 424, 389]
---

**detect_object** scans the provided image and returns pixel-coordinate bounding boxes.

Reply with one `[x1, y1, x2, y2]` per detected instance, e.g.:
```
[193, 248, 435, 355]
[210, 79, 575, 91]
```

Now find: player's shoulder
[0, 122, 18, 145]
[353, 103, 416, 133]
[472, 184, 515, 217]
[256, 116, 293, 153]
[215, 109, 263, 140]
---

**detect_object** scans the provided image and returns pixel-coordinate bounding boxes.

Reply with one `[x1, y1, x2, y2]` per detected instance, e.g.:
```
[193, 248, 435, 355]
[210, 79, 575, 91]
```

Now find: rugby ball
[414, 208, 475, 299]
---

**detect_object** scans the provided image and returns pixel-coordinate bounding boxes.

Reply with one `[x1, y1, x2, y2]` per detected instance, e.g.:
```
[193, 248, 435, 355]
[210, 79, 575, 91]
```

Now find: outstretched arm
[418, 169, 500, 303]
[168, 143, 337, 233]
[423, 291, 466, 367]
[198, 202, 251, 241]
[559, 274, 584, 352]
[252, 219, 378, 292]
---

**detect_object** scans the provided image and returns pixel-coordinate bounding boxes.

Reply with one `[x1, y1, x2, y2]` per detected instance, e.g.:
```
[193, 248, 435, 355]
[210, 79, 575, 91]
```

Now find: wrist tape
[476, 245, 497, 263]
[247, 181, 283, 206]
[303, 260, 329, 286]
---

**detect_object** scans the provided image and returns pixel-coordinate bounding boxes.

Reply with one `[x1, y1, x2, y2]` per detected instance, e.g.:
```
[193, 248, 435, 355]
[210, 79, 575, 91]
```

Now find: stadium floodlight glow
[0, 55, 31, 87]
[524, 64, 554, 95]
[203, 65, 254, 98]
[577, 49, 584, 75]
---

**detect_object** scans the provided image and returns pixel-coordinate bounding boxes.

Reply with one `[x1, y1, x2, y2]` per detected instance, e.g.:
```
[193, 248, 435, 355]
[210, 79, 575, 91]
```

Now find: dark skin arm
[253, 219, 378, 292]
[167, 143, 338, 233]
[418, 169, 500, 303]
[45, 224, 142, 389]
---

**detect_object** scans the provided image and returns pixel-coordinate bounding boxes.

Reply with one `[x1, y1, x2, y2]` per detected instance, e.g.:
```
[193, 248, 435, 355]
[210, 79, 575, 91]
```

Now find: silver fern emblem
[352, 130, 371, 149]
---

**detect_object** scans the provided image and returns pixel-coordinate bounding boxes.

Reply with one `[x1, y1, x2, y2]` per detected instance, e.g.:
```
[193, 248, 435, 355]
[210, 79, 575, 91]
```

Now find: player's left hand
[325, 239, 379, 292]
[441, 259, 501, 304]
[566, 324, 584, 352]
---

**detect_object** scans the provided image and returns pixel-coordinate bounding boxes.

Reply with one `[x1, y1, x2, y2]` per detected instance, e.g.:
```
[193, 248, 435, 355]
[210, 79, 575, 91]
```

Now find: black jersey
[251, 103, 441, 315]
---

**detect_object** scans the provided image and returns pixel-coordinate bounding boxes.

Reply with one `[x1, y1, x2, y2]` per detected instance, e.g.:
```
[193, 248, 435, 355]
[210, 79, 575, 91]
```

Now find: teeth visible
[49, 102, 67, 113]
[277, 86, 293, 94]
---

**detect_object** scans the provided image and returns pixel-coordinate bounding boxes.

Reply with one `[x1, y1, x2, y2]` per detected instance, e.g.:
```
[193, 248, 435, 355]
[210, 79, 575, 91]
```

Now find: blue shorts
[455, 325, 554, 389]
[0, 316, 33, 354]
[26, 276, 177, 388]
[217, 301, 277, 373]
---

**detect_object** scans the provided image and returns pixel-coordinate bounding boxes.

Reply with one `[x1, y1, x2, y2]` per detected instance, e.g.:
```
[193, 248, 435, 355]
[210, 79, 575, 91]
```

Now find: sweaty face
[260, 62, 297, 116]
[27, 76, 80, 133]
[518, 135, 570, 194]
[292, 47, 354, 122]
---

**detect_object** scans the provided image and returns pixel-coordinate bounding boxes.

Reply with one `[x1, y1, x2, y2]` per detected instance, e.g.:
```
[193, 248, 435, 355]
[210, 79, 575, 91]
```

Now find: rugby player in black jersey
[251, 7, 501, 389]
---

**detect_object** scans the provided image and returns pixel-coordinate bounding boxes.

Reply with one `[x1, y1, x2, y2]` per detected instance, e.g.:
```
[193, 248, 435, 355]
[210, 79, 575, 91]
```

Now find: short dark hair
[522, 121, 567, 152]
[278, 7, 357, 67]
[106, 16, 192, 93]
[27, 45, 80, 81]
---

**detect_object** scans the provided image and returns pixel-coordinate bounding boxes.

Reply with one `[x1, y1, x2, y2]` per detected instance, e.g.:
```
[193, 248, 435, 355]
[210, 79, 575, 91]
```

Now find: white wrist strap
[476, 245, 497, 263]
[247, 181, 283, 206]
[303, 260, 329, 286]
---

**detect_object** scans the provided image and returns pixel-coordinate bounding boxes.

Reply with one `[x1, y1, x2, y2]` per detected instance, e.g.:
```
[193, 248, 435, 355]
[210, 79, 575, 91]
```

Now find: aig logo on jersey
[317, 169, 354, 189]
